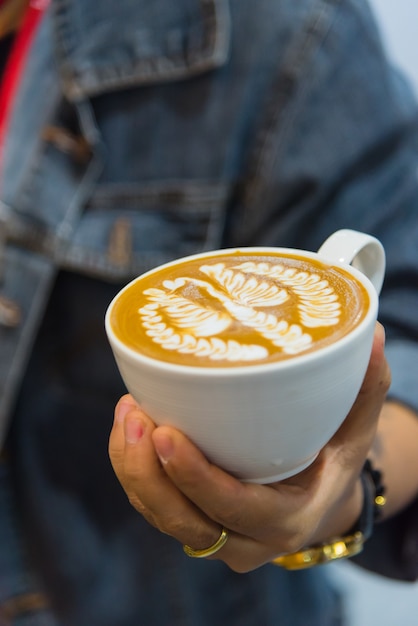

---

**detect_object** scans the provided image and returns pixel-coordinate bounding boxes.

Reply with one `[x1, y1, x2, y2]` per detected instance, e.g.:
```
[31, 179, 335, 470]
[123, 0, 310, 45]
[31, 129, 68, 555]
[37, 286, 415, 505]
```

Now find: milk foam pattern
[139, 261, 341, 362]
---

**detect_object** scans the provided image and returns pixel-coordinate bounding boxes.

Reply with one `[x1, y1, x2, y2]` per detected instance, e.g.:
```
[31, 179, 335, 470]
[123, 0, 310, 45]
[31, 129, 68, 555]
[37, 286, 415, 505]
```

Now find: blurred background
[370, 0, 418, 94]
[333, 2, 418, 624]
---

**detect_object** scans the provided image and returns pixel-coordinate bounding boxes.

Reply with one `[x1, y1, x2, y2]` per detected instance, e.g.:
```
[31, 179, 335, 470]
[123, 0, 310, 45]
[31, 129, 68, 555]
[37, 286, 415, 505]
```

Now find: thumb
[328, 322, 391, 460]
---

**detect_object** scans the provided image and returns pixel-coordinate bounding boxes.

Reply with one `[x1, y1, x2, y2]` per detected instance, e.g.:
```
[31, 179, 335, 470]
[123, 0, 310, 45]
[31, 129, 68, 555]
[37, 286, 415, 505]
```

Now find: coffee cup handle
[317, 229, 386, 294]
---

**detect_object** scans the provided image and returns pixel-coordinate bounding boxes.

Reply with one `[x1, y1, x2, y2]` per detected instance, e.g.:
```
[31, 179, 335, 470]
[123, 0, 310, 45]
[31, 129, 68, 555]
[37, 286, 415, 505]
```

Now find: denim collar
[52, 0, 231, 99]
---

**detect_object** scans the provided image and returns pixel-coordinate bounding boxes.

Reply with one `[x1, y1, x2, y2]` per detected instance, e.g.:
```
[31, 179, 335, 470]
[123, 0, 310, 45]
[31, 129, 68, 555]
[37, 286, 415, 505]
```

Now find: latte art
[110, 251, 369, 367]
[139, 262, 339, 360]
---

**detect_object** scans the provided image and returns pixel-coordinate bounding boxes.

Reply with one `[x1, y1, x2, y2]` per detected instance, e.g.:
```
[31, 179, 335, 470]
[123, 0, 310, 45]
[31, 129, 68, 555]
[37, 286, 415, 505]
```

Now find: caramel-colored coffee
[110, 251, 369, 367]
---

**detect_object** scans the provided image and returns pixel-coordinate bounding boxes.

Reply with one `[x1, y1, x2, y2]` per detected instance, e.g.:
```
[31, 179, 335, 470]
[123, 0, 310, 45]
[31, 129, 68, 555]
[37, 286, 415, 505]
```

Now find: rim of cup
[105, 246, 380, 377]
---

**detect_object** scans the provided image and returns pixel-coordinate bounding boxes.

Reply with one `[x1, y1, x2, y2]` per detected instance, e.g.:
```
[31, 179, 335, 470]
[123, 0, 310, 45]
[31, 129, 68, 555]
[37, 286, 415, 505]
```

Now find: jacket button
[41, 125, 92, 164]
[107, 217, 133, 268]
[0, 295, 21, 328]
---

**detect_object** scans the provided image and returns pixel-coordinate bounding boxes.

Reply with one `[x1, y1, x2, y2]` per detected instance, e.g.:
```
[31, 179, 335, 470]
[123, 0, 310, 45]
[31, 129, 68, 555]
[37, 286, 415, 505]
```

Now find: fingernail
[125, 416, 144, 444]
[115, 397, 137, 424]
[153, 431, 174, 465]
[378, 321, 386, 345]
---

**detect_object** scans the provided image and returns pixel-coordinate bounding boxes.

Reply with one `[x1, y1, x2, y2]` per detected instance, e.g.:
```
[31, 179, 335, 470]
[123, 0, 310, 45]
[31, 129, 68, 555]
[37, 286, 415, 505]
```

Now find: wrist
[311, 474, 363, 546]
[273, 459, 386, 570]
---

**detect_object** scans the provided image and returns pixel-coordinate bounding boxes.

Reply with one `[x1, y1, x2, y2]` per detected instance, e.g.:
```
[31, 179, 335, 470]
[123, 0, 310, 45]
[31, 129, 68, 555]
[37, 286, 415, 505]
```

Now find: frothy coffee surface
[110, 251, 369, 367]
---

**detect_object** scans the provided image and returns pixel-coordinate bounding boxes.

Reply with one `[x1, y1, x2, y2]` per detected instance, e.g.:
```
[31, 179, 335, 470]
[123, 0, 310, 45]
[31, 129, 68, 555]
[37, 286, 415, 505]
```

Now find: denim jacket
[1, 0, 418, 624]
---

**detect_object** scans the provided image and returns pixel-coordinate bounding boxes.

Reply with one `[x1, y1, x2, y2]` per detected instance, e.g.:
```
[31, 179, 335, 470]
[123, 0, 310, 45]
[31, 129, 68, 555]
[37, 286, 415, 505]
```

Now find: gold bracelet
[273, 458, 386, 571]
[272, 531, 365, 570]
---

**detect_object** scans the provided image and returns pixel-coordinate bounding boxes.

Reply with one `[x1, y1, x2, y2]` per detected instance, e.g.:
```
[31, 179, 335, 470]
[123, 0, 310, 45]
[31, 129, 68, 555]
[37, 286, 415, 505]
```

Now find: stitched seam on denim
[52, 206, 227, 278]
[87, 181, 231, 212]
[57, 249, 188, 281]
[4, 98, 104, 258]
[5, 180, 231, 261]
[52, 0, 230, 100]
[237, 0, 341, 238]
[0, 251, 56, 436]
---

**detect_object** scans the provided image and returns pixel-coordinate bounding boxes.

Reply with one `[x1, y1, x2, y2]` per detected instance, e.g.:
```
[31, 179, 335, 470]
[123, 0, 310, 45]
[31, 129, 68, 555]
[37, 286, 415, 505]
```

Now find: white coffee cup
[105, 229, 385, 483]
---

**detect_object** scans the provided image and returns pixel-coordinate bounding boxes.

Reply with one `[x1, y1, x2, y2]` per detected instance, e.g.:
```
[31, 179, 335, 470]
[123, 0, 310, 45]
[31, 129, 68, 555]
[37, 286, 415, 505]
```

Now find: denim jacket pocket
[56, 179, 232, 281]
[52, 0, 230, 100]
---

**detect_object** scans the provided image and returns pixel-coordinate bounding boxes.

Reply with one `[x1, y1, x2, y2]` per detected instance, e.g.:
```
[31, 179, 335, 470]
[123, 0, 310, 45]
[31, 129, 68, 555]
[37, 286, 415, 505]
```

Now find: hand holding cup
[106, 229, 385, 483]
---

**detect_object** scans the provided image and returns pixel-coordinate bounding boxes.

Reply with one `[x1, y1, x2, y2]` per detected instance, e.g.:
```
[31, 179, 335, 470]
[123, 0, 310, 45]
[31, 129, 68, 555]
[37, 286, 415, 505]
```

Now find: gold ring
[183, 527, 229, 558]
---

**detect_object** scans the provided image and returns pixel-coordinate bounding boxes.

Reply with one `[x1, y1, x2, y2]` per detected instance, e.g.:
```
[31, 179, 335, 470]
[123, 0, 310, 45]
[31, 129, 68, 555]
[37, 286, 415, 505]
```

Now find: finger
[120, 409, 232, 550]
[152, 426, 309, 544]
[126, 420, 262, 566]
[353, 322, 389, 399]
[275, 324, 391, 540]
[110, 400, 266, 566]
[308, 322, 391, 514]
[330, 322, 391, 456]
[108, 394, 138, 480]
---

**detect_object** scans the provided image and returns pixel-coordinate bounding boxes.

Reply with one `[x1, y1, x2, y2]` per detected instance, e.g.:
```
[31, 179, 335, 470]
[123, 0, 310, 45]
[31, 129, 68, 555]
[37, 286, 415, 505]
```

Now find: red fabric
[0, 0, 50, 177]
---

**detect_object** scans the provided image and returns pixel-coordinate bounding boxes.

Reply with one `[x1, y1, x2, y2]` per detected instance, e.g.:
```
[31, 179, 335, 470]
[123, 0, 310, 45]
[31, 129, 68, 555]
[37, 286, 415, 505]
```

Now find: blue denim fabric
[1, 0, 418, 623]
